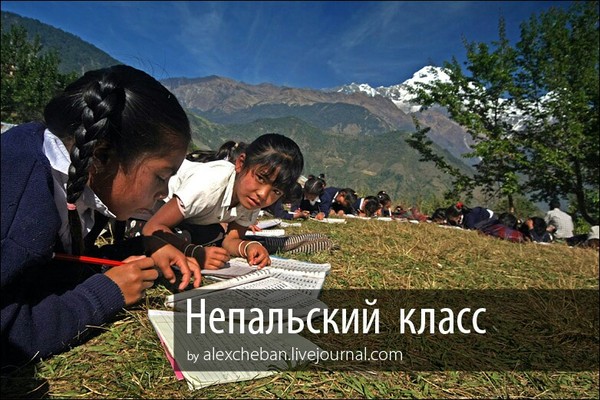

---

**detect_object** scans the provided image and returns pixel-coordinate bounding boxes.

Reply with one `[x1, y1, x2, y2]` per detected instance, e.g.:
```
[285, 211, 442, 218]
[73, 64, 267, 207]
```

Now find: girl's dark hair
[363, 196, 381, 217]
[242, 133, 304, 195]
[530, 217, 547, 236]
[340, 188, 358, 212]
[304, 177, 326, 197]
[429, 207, 447, 222]
[318, 173, 326, 186]
[187, 140, 247, 163]
[283, 182, 304, 204]
[44, 64, 191, 254]
[377, 191, 391, 206]
[497, 212, 518, 229]
[445, 202, 471, 220]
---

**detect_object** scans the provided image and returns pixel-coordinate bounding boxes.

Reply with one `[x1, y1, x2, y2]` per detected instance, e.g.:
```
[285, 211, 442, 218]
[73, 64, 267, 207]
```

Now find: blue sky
[1, 1, 572, 89]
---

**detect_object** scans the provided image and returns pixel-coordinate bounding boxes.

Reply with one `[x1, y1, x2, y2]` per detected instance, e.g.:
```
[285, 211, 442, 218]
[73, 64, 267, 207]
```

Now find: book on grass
[201, 256, 331, 280]
[166, 266, 329, 318]
[148, 310, 320, 390]
[280, 221, 302, 227]
[245, 228, 286, 237]
[255, 219, 282, 229]
[311, 217, 347, 224]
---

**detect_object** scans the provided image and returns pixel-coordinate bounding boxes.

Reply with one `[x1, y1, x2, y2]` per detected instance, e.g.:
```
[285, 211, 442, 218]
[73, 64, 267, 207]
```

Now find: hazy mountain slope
[2, 11, 472, 202]
[188, 115, 472, 203]
[1, 11, 121, 74]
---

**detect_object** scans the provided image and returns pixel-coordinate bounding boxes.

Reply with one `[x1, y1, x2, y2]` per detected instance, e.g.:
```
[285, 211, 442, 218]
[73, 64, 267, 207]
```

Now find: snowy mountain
[334, 66, 451, 113]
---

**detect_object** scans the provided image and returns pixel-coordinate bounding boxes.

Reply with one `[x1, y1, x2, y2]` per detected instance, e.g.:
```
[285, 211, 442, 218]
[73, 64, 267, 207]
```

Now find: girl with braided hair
[1, 65, 199, 367]
[141, 133, 304, 270]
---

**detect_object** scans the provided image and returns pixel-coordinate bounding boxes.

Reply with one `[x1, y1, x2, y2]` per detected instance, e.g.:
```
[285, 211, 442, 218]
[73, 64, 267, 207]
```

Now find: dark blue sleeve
[264, 199, 292, 220]
[1, 124, 126, 367]
[463, 207, 491, 229]
[318, 187, 339, 216]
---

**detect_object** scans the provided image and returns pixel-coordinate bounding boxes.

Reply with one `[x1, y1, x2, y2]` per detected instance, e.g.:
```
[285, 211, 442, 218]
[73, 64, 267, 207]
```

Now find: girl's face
[234, 156, 284, 210]
[448, 215, 462, 225]
[90, 148, 186, 220]
[306, 193, 319, 202]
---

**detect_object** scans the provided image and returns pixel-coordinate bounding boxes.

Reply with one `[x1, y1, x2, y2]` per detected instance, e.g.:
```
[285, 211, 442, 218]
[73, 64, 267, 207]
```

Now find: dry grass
[1, 218, 598, 399]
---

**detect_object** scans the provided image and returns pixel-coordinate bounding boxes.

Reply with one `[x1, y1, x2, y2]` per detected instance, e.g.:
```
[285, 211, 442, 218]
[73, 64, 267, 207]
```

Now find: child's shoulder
[178, 159, 234, 175]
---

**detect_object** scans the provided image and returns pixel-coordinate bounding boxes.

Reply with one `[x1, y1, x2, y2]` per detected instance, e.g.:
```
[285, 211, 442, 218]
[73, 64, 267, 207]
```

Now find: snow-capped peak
[335, 66, 450, 113]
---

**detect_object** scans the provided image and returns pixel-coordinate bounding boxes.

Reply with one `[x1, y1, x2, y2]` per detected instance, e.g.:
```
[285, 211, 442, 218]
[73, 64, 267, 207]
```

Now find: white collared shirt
[166, 160, 258, 227]
[42, 129, 116, 252]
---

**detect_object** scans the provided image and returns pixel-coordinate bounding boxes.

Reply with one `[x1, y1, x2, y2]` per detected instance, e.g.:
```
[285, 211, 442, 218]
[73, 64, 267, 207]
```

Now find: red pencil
[53, 253, 124, 267]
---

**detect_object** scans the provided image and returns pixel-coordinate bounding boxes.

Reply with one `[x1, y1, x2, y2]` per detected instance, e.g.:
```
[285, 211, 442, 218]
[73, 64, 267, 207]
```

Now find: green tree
[405, 117, 475, 203]
[515, 1, 599, 225]
[1, 25, 76, 123]
[408, 19, 527, 212]
[407, 2, 599, 224]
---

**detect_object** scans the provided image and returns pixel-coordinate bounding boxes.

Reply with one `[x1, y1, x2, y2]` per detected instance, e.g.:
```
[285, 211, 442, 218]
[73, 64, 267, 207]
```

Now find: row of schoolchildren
[268, 173, 600, 248]
[263, 174, 410, 221]
[428, 202, 599, 248]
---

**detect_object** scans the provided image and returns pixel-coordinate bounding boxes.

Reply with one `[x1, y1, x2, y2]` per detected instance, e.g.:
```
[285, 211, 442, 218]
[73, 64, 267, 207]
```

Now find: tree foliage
[1, 25, 77, 123]
[407, 1, 599, 224]
[515, 1, 599, 224]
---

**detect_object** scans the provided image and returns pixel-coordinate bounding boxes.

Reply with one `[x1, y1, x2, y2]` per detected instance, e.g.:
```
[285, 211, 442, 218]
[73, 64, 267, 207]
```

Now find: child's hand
[245, 242, 270, 268]
[248, 224, 262, 233]
[316, 212, 325, 221]
[151, 244, 202, 290]
[294, 210, 309, 219]
[197, 246, 231, 270]
[104, 255, 158, 305]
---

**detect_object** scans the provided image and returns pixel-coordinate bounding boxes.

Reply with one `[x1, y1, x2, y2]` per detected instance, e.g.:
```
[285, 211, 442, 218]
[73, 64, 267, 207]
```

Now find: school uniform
[1, 123, 125, 367]
[262, 197, 300, 220]
[299, 195, 321, 216]
[544, 208, 574, 239]
[462, 207, 494, 229]
[167, 160, 259, 227]
[319, 187, 341, 216]
[299, 186, 340, 216]
[351, 197, 366, 215]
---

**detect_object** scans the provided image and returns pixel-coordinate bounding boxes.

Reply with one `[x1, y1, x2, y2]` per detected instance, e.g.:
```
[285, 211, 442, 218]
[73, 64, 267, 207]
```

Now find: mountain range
[2, 10, 475, 204]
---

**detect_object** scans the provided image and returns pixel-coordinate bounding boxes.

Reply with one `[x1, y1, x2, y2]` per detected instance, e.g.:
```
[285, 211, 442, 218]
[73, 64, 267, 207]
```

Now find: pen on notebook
[53, 253, 124, 267]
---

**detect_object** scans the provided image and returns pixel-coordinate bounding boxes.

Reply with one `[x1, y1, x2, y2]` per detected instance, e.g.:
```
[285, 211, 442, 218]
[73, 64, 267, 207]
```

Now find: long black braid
[45, 65, 191, 255]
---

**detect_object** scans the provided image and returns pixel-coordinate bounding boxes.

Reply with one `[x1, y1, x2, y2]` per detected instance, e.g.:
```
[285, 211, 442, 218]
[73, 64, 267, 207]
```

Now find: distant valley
[2, 10, 474, 204]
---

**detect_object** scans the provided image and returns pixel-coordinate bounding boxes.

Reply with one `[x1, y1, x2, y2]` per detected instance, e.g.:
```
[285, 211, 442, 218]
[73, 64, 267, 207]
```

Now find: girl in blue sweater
[1, 65, 198, 367]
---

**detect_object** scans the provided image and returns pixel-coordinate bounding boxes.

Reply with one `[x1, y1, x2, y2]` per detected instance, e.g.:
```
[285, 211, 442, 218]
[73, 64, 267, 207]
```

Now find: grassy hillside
[2, 219, 597, 399]
[193, 102, 396, 135]
[1, 11, 121, 74]
[188, 114, 473, 205]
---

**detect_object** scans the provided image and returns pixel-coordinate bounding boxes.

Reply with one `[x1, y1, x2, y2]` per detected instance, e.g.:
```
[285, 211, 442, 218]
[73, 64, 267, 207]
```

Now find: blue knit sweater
[1, 122, 125, 367]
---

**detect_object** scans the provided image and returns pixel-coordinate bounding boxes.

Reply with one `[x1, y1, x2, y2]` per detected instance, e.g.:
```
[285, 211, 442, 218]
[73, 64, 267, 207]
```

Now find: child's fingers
[121, 255, 150, 264]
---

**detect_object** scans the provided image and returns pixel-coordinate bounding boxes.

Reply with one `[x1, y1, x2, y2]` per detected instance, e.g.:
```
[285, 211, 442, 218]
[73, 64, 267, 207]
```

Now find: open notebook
[148, 310, 320, 390]
[201, 256, 331, 280]
[245, 229, 286, 237]
[165, 267, 328, 318]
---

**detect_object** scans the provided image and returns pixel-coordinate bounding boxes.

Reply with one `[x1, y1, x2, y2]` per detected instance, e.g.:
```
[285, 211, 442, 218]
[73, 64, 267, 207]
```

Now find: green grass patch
[2, 219, 598, 398]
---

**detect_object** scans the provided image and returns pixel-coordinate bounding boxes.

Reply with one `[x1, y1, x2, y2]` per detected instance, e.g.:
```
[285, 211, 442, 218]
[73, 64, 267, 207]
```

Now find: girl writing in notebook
[142, 133, 304, 269]
[1, 65, 199, 367]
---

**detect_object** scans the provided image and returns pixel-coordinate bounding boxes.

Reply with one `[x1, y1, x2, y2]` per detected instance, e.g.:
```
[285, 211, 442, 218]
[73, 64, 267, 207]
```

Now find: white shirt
[43, 129, 116, 252]
[166, 160, 258, 227]
[544, 208, 574, 239]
